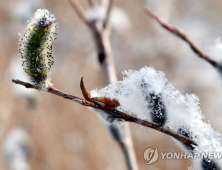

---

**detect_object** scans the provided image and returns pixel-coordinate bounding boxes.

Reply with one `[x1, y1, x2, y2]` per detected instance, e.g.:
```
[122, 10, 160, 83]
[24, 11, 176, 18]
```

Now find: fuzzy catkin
[19, 9, 57, 89]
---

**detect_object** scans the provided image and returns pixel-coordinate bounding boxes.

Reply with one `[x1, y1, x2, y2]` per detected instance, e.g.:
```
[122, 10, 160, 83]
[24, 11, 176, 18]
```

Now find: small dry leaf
[80, 77, 119, 107]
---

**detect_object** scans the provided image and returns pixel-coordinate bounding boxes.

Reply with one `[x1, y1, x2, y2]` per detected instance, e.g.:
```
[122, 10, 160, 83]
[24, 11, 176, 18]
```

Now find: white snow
[32, 9, 56, 27]
[91, 67, 222, 169]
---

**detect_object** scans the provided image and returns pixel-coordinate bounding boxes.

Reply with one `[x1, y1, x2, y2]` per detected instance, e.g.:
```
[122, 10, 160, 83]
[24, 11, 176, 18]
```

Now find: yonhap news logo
[144, 147, 222, 165]
[143, 147, 159, 164]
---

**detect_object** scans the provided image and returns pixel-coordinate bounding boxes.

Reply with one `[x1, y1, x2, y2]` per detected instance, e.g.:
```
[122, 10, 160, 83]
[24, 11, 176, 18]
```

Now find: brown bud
[80, 77, 119, 107]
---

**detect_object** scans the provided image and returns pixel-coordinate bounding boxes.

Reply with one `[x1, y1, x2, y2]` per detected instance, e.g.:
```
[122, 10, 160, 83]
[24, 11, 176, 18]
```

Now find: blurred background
[1, 0, 222, 169]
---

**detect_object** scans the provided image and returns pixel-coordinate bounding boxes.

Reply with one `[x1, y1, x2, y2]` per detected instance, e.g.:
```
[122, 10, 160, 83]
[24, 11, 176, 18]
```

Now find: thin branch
[68, 0, 89, 26]
[12, 79, 197, 147]
[143, 8, 222, 70]
[74, 1, 138, 169]
[12, 79, 35, 89]
[103, 0, 113, 28]
[67, 1, 138, 169]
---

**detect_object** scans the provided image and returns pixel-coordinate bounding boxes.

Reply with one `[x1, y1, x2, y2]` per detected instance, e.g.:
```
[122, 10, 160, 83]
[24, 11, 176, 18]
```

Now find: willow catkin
[19, 9, 57, 90]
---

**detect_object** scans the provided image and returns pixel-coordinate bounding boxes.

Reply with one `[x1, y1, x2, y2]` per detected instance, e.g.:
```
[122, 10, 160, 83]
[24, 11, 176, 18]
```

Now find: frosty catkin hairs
[177, 126, 221, 170]
[19, 9, 57, 90]
[140, 78, 167, 126]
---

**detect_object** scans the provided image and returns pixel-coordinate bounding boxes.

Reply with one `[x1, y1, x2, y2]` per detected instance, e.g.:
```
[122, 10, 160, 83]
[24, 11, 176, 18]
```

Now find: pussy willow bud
[140, 78, 167, 126]
[19, 9, 57, 90]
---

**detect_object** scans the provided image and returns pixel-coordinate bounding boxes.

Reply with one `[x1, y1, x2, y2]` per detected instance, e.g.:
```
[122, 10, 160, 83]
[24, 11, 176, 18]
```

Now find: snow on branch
[90, 67, 222, 169]
[13, 63, 222, 169]
[12, 6, 222, 170]
[12, 77, 196, 146]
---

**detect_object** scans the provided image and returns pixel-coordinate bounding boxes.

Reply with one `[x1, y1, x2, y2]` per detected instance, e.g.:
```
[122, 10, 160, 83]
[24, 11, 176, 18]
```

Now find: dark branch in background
[68, 1, 138, 170]
[12, 79, 197, 147]
[143, 8, 222, 72]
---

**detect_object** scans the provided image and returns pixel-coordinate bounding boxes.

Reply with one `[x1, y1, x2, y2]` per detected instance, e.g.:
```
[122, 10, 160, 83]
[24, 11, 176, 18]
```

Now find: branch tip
[144, 7, 219, 69]
[12, 79, 35, 89]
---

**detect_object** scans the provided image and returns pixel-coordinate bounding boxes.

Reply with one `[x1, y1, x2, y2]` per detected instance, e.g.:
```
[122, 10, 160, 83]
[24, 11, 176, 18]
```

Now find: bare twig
[68, 0, 89, 26]
[68, 1, 134, 169]
[103, 0, 113, 28]
[143, 8, 222, 71]
[68, 1, 138, 169]
[12, 79, 35, 89]
[12, 79, 197, 146]
[82, 2, 139, 170]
